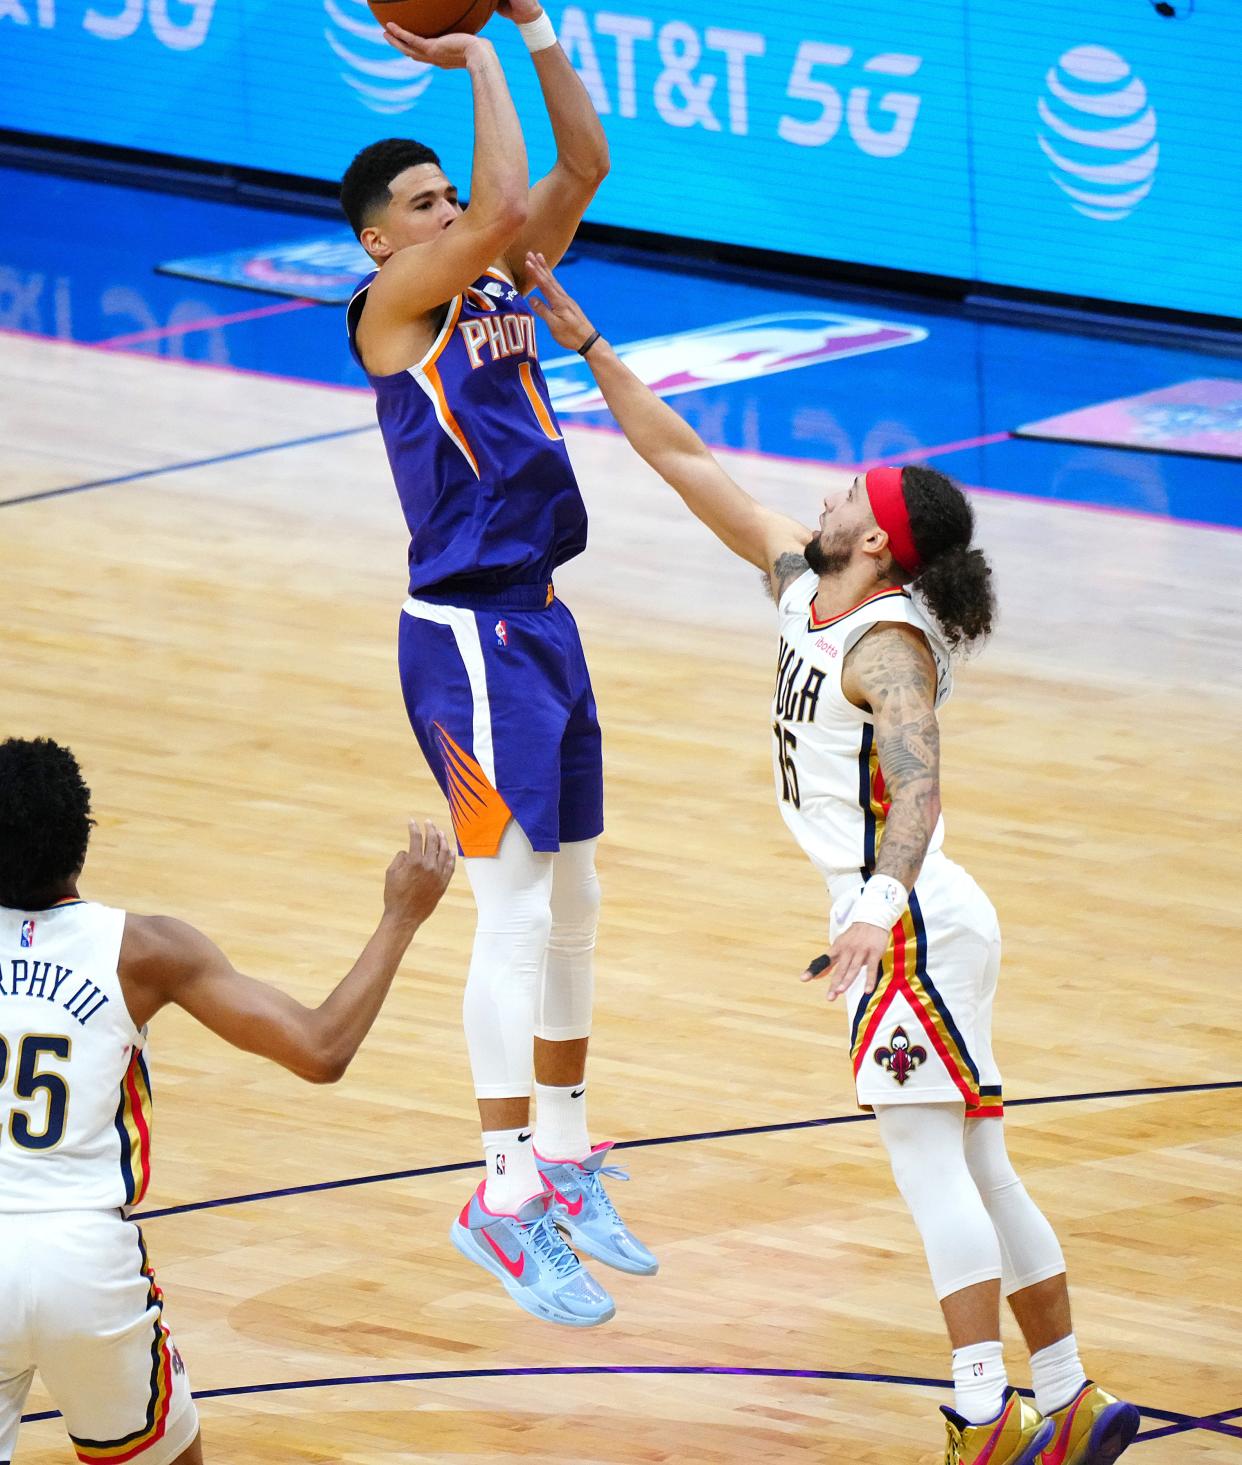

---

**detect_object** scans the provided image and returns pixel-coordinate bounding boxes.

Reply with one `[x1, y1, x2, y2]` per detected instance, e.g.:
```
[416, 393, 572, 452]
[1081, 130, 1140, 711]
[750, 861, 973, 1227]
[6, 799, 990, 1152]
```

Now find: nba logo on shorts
[495, 619, 508, 648]
[20, 919, 35, 948]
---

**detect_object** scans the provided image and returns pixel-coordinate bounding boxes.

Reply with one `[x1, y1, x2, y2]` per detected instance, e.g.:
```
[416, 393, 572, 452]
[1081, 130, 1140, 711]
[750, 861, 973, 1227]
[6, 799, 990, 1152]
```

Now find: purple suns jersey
[347, 265, 589, 599]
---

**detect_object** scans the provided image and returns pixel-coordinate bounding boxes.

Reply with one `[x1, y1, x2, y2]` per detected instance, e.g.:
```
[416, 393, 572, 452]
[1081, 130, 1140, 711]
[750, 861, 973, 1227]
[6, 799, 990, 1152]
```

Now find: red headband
[865, 467, 921, 576]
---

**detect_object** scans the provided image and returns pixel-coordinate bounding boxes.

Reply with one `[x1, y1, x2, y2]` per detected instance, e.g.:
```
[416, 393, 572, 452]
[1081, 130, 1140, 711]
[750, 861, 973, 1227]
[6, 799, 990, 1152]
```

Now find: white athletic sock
[534, 1080, 590, 1162]
[952, 1340, 1008, 1424]
[1031, 1334, 1087, 1416]
[481, 1126, 541, 1214]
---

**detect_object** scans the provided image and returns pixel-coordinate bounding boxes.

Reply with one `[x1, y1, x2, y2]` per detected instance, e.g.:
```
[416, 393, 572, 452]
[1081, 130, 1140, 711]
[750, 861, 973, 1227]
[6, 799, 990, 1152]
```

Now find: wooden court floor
[2, 334, 1241, 1462]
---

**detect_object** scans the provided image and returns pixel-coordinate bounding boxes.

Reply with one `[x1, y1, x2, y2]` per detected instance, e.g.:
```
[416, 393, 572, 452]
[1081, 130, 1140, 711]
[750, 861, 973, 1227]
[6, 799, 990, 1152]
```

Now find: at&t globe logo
[324, 0, 435, 115]
[1038, 45, 1158, 221]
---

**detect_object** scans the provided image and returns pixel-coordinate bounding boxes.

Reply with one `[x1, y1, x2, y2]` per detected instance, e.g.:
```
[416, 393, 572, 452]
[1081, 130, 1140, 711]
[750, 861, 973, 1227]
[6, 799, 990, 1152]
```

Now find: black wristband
[578, 330, 602, 357]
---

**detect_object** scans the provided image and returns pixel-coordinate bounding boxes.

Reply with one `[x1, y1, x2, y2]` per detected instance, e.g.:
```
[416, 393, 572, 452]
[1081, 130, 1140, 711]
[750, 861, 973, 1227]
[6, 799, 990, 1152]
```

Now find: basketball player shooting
[0, 737, 454, 1465]
[338, 6, 656, 1329]
[523, 254, 1140, 1465]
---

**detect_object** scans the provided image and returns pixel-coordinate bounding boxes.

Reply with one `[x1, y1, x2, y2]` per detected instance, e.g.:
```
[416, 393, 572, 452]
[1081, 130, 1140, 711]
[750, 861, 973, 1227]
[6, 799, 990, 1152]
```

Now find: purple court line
[0, 424, 377, 510]
[1136, 1407, 1242, 1442]
[956, 475, 1242, 539]
[850, 431, 1012, 469]
[3, 323, 1239, 535]
[0, 323, 373, 399]
[18, 1364, 1206, 1440]
[562, 415, 1011, 477]
[132, 1076, 1242, 1222]
[96, 298, 318, 349]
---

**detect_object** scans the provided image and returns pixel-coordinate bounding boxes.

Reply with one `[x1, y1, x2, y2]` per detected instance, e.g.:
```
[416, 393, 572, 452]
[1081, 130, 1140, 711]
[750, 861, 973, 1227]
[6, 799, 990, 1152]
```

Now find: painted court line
[19, 1363, 1207, 1443]
[133, 1076, 1242, 1222]
[97, 298, 317, 349]
[851, 430, 1012, 469]
[3, 326, 1239, 534]
[0, 424, 377, 509]
[1135, 1406, 1242, 1442]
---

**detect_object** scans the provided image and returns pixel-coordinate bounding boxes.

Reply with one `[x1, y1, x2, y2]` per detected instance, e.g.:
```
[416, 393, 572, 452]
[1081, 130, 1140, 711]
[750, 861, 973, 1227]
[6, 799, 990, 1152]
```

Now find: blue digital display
[1, 0, 1238, 318]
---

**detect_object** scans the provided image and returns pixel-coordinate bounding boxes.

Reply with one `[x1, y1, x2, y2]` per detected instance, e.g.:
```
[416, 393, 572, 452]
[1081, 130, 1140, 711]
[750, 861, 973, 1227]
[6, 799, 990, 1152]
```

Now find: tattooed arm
[842, 623, 942, 890]
[806, 622, 941, 1002]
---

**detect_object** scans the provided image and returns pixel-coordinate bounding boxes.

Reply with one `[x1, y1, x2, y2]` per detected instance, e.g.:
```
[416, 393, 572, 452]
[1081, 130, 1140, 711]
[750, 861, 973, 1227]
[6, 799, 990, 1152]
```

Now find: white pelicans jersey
[772, 570, 952, 891]
[0, 900, 152, 1213]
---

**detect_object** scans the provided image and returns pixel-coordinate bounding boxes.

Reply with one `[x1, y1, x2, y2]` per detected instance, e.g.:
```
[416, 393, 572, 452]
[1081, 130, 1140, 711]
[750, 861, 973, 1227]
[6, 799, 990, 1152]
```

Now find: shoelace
[526, 1211, 581, 1278]
[582, 1165, 629, 1226]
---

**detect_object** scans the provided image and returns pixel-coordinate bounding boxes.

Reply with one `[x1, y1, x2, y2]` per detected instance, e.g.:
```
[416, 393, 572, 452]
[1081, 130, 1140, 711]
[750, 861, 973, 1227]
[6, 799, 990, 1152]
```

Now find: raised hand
[497, 0, 545, 21]
[383, 22, 489, 69]
[384, 818, 456, 927]
[525, 251, 601, 353]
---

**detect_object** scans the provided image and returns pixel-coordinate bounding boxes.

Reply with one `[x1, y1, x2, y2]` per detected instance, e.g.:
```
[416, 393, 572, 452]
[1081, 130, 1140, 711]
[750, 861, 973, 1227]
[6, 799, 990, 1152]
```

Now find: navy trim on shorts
[69, 1228, 168, 1453]
[857, 723, 877, 877]
[415, 582, 553, 611]
[908, 890, 981, 1085]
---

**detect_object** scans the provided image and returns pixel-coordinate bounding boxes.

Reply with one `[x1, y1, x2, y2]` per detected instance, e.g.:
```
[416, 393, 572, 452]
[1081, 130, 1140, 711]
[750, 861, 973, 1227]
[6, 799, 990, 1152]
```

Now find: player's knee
[550, 869, 600, 946]
[964, 1116, 1021, 1196]
[877, 1103, 969, 1209]
[474, 893, 554, 951]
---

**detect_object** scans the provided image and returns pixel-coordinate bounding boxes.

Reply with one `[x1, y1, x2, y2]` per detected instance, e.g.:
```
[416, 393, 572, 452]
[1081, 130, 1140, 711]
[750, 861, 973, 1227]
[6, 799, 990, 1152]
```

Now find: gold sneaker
[1035, 1383, 1140, 1465]
[941, 1387, 1055, 1465]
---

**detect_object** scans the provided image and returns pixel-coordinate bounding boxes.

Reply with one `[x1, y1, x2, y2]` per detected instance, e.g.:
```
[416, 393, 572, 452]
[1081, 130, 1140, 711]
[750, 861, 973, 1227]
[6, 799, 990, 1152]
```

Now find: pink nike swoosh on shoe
[1039, 1392, 1087, 1465]
[973, 1397, 1017, 1465]
[547, 1181, 585, 1217]
[481, 1229, 526, 1279]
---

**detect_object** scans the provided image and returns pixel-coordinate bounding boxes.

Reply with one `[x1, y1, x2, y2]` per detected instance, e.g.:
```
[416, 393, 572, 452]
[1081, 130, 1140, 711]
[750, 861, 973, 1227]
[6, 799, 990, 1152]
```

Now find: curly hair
[901, 466, 997, 653]
[340, 137, 443, 239]
[0, 738, 94, 909]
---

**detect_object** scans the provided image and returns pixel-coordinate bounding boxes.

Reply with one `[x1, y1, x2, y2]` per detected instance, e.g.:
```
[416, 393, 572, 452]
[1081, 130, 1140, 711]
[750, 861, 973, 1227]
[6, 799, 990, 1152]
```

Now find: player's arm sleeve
[846, 623, 942, 891]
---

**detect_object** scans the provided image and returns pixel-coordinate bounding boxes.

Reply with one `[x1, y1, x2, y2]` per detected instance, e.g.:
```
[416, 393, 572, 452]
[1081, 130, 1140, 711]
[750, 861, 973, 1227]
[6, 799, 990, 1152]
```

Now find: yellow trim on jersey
[116, 1046, 153, 1208]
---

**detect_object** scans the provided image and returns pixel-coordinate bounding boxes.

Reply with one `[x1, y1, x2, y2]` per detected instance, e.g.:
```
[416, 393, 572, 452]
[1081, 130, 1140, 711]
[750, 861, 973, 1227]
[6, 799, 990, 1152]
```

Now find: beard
[803, 533, 853, 577]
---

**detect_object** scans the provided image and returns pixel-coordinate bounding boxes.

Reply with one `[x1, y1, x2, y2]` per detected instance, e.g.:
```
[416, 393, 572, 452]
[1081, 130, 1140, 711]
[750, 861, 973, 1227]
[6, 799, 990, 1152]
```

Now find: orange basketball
[368, 0, 498, 39]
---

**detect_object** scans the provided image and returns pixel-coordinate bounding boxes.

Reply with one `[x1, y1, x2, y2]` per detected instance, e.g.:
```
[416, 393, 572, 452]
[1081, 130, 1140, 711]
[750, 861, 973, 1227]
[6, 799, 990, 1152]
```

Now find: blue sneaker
[537, 1142, 659, 1276]
[449, 1181, 616, 1328]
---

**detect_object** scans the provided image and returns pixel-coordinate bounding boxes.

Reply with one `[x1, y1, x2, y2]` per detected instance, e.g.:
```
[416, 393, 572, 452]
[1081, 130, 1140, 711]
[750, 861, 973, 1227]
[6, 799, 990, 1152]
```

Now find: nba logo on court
[495, 619, 508, 648]
[20, 919, 35, 948]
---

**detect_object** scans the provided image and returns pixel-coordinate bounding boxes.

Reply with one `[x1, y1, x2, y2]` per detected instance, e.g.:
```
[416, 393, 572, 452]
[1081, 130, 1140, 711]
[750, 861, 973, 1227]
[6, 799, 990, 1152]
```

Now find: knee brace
[965, 1117, 1066, 1295]
[536, 837, 599, 1042]
[876, 1103, 1004, 1301]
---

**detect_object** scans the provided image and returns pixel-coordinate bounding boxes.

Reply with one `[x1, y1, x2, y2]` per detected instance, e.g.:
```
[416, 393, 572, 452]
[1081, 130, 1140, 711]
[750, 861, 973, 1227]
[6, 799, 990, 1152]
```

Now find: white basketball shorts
[831, 852, 1005, 1116]
[0, 1209, 197, 1465]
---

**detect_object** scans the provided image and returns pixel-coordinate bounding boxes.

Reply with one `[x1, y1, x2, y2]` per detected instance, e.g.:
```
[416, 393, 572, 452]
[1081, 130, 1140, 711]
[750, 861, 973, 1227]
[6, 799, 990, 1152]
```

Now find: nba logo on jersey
[495, 619, 509, 648]
[20, 919, 35, 948]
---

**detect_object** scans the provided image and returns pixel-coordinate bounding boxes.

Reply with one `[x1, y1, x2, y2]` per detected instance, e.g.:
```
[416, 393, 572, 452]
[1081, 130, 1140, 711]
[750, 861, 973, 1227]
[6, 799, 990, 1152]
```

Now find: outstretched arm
[499, 1, 610, 288]
[119, 821, 456, 1083]
[526, 252, 812, 577]
[362, 30, 529, 328]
